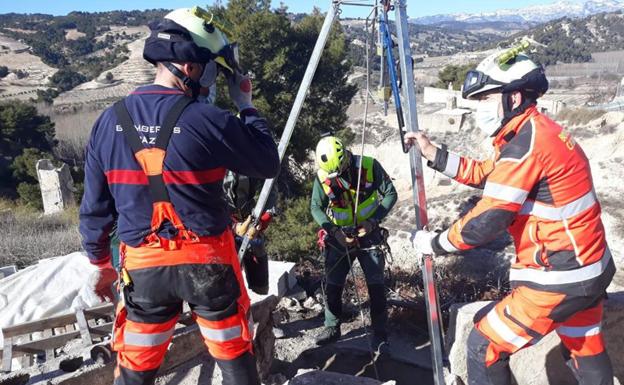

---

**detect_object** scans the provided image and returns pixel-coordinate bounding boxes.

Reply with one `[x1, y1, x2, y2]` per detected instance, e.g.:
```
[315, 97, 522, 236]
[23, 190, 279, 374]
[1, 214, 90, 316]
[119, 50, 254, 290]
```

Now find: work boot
[315, 326, 341, 346]
[370, 332, 389, 356]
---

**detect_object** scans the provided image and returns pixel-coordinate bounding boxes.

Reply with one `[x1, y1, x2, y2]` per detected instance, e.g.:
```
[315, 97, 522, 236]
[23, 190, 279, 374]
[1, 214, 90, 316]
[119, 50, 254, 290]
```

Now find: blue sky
[0, 0, 567, 19]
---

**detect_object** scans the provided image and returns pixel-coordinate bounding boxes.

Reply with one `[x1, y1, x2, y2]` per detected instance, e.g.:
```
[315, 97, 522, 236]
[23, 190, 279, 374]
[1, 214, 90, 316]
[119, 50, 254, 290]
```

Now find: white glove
[411, 229, 437, 257]
[227, 71, 254, 111]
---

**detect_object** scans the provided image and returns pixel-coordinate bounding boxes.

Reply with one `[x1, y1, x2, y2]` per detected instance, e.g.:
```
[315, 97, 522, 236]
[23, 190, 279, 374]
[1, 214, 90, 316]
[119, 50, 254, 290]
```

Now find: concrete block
[247, 260, 296, 304]
[446, 294, 624, 385]
[36, 160, 74, 215]
[419, 108, 470, 133]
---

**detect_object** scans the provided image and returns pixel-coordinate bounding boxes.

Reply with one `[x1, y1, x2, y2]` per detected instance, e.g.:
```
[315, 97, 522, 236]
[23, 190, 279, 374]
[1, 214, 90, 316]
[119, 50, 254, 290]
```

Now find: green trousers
[323, 231, 387, 336]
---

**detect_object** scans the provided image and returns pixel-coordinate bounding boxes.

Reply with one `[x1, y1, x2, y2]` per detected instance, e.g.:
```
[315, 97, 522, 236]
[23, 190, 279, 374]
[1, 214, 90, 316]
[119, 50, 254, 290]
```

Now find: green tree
[212, 1, 357, 163]
[34, 88, 60, 104]
[0, 101, 56, 192]
[265, 196, 318, 262]
[436, 63, 476, 90]
[49, 68, 87, 92]
[11, 148, 53, 183]
[0, 101, 56, 159]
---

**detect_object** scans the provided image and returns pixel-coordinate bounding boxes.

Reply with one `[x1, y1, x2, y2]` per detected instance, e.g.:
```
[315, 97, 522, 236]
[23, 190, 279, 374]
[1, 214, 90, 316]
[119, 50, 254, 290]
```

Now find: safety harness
[318, 155, 380, 227]
[113, 97, 197, 251]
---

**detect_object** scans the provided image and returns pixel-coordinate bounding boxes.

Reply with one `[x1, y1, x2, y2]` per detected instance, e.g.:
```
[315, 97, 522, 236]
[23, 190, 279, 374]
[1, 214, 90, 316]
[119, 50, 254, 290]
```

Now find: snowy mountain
[412, 0, 623, 26]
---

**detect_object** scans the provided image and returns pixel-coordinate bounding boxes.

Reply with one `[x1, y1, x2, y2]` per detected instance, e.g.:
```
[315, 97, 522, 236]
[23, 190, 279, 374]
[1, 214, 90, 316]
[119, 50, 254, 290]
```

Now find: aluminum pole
[394, 1, 446, 384]
[238, 1, 340, 261]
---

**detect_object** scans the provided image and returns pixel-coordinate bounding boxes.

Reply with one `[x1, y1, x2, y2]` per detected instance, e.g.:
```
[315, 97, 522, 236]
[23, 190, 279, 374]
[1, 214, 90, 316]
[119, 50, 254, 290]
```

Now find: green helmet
[316, 136, 350, 176]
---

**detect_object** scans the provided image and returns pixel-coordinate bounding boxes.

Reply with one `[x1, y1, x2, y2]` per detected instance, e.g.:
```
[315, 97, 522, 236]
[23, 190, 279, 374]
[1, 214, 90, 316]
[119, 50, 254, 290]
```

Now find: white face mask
[475, 99, 503, 137]
[199, 61, 218, 88]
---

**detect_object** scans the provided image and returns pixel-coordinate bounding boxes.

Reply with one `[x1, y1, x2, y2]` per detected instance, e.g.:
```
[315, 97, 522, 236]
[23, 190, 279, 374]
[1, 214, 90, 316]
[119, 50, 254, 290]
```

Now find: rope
[343, 2, 382, 379]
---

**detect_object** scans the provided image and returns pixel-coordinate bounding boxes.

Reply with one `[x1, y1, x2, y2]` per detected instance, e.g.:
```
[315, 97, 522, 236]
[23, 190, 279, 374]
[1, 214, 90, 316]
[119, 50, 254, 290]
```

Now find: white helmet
[143, 6, 240, 75]
[462, 46, 548, 100]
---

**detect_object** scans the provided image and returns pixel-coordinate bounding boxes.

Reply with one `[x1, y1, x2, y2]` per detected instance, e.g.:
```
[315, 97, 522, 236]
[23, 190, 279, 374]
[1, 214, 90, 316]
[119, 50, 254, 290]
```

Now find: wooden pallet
[1, 303, 114, 372]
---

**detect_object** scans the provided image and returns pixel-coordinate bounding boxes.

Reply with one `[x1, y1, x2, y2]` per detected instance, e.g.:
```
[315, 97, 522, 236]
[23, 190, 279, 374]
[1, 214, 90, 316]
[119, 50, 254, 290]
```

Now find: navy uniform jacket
[79, 85, 279, 264]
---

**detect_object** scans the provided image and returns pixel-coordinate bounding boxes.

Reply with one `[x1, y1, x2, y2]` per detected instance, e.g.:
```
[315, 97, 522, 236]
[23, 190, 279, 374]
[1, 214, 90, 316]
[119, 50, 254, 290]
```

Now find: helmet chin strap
[164, 62, 201, 99]
[500, 91, 537, 130]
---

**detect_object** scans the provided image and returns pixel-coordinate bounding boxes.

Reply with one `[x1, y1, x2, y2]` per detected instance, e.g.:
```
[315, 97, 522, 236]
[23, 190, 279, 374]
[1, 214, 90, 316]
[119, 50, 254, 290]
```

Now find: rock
[36, 160, 75, 215]
[0, 372, 30, 385]
[273, 326, 286, 339]
[58, 356, 83, 373]
[302, 296, 323, 312]
[265, 372, 288, 385]
[250, 295, 279, 381]
[287, 370, 386, 385]
[446, 294, 624, 385]
[279, 297, 297, 309]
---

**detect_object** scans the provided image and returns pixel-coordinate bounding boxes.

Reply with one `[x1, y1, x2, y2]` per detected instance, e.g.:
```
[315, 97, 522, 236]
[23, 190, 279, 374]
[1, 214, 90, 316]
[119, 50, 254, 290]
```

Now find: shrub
[16, 182, 43, 210]
[11, 148, 54, 183]
[15, 69, 28, 79]
[435, 63, 476, 90]
[265, 196, 319, 262]
[34, 88, 60, 104]
[0, 66, 8, 78]
[49, 68, 87, 92]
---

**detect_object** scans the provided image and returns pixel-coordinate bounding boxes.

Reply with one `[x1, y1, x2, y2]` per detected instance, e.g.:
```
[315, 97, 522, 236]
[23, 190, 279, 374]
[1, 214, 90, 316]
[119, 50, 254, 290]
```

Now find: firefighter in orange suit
[79, 8, 279, 385]
[407, 48, 616, 385]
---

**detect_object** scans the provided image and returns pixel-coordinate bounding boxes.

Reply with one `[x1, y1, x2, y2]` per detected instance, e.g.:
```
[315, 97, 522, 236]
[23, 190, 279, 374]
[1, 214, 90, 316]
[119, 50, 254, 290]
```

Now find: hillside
[341, 18, 503, 66]
[411, 0, 624, 27]
[502, 11, 624, 65]
[0, 10, 167, 83]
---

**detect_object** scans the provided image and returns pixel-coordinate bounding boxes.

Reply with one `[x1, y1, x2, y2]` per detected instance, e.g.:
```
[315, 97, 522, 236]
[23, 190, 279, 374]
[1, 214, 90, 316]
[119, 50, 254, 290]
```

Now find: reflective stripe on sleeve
[519, 190, 597, 220]
[199, 324, 242, 342]
[483, 182, 529, 204]
[438, 228, 459, 253]
[124, 328, 175, 347]
[509, 248, 612, 286]
[557, 323, 601, 338]
[487, 309, 530, 349]
[443, 152, 460, 179]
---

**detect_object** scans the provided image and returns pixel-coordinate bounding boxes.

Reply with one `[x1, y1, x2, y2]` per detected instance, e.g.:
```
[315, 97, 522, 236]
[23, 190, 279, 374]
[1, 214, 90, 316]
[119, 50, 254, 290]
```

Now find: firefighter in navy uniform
[310, 136, 397, 350]
[409, 48, 616, 385]
[79, 8, 279, 385]
[223, 170, 278, 295]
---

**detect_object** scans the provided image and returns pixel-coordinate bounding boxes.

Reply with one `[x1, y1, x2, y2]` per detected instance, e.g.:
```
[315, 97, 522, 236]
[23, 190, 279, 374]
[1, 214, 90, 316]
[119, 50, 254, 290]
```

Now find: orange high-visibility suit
[429, 105, 615, 385]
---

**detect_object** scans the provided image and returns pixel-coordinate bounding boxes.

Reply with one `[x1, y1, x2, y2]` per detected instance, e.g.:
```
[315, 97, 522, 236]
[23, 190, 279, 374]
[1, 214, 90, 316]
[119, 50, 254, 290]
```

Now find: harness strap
[113, 96, 194, 243]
